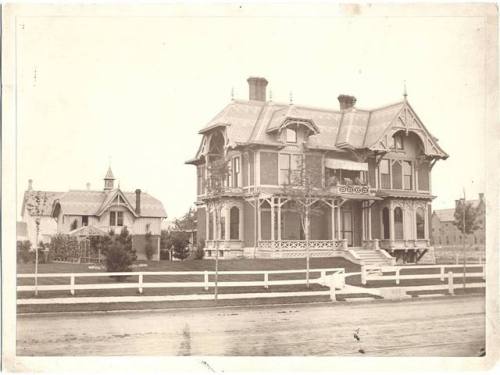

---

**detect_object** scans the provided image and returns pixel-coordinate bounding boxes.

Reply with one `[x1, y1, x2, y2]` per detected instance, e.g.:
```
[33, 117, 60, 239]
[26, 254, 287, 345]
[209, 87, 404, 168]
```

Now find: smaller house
[16, 221, 29, 243]
[431, 193, 485, 248]
[50, 167, 167, 261]
[20, 180, 63, 246]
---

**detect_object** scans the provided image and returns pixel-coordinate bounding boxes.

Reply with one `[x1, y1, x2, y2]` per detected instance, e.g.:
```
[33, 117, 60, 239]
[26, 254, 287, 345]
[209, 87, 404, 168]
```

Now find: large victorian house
[187, 77, 448, 265]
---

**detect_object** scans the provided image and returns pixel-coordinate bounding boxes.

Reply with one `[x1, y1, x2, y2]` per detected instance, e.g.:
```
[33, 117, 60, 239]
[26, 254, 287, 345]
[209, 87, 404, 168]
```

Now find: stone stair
[348, 247, 395, 266]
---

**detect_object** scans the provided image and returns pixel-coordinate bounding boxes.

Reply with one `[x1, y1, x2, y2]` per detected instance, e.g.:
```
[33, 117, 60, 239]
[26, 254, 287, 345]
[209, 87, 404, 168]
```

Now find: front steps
[349, 248, 395, 266]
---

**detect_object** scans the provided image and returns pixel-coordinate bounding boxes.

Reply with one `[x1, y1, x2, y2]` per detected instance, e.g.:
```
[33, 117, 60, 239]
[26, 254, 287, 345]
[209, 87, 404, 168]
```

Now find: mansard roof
[51, 189, 166, 218]
[191, 98, 448, 161]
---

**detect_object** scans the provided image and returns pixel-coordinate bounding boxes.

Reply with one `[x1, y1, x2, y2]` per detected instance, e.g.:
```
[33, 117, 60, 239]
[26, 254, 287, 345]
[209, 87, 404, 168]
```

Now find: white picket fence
[361, 264, 486, 286]
[17, 268, 345, 297]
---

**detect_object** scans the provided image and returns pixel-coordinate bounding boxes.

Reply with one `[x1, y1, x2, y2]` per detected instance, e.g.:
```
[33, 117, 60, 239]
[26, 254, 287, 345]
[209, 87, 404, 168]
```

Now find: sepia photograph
[1, 2, 499, 373]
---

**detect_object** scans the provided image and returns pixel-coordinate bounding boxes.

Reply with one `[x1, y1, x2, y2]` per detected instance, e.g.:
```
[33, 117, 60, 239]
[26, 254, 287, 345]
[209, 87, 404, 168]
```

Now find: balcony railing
[328, 184, 371, 195]
[258, 239, 348, 251]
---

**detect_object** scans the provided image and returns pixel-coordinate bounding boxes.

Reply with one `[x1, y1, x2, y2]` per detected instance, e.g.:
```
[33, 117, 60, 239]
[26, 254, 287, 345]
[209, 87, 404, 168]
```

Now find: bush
[194, 239, 205, 260]
[101, 227, 137, 281]
[17, 240, 32, 264]
[144, 232, 154, 261]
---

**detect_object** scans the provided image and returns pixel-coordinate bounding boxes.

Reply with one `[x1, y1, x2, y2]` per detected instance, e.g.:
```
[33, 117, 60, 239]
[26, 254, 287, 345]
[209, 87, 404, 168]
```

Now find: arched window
[416, 207, 425, 239]
[230, 207, 240, 240]
[394, 207, 404, 240]
[286, 128, 297, 143]
[392, 161, 402, 190]
[382, 207, 390, 239]
[220, 216, 225, 240]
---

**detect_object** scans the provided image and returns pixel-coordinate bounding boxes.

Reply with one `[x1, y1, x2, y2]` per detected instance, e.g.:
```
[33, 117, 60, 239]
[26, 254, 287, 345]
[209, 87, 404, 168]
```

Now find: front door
[342, 208, 353, 247]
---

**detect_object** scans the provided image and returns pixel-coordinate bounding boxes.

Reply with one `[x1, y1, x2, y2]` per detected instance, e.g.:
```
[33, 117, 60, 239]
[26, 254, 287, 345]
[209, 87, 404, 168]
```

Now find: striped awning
[325, 158, 368, 171]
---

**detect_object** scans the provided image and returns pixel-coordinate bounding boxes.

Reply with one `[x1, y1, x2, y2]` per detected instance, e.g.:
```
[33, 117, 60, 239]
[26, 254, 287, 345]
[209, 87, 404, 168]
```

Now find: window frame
[110, 211, 116, 226]
[403, 160, 413, 190]
[379, 159, 391, 189]
[285, 127, 297, 143]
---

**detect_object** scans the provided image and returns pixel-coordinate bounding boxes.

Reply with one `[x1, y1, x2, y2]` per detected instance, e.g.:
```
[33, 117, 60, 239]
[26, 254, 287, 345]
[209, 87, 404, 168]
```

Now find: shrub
[144, 232, 154, 261]
[194, 239, 205, 260]
[101, 227, 136, 281]
[17, 240, 32, 264]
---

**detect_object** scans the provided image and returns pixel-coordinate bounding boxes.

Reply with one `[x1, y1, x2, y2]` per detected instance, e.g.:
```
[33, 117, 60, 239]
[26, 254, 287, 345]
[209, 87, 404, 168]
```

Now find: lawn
[17, 257, 360, 274]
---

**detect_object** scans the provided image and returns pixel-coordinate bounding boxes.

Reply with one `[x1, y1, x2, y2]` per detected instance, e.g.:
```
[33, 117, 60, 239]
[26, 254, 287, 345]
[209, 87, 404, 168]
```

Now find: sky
[15, 4, 490, 221]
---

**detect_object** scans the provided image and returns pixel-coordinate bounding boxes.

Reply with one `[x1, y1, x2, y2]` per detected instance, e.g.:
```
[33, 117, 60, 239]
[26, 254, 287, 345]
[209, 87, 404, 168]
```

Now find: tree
[101, 226, 137, 280]
[25, 191, 49, 296]
[454, 197, 480, 291]
[281, 152, 329, 288]
[17, 240, 32, 264]
[161, 230, 190, 260]
[174, 207, 197, 232]
[144, 231, 155, 261]
[203, 157, 230, 301]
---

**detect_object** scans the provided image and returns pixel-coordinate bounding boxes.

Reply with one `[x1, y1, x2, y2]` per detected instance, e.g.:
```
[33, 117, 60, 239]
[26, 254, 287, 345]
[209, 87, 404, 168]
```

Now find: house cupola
[104, 166, 115, 191]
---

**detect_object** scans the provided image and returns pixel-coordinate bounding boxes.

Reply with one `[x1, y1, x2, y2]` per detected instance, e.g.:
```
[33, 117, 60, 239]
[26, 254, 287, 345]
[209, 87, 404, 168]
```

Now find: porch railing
[379, 239, 431, 249]
[205, 240, 243, 250]
[258, 239, 348, 251]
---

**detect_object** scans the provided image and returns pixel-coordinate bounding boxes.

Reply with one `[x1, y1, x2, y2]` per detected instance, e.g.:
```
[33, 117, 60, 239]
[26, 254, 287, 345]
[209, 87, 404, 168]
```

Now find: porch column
[225, 206, 230, 241]
[271, 198, 275, 241]
[257, 199, 262, 241]
[205, 208, 210, 240]
[330, 199, 336, 240]
[368, 204, 372, 240]
[424, 203, 429, 239]
[389, 201, 395, 241]
[277, 198, 282, 240]
[361, 203, 366, 241]
[213, 210, 217, 241]
[336, 204, 341, 239]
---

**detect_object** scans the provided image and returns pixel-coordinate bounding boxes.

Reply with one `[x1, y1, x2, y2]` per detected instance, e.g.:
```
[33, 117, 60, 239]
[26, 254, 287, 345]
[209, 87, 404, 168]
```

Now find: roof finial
[289, 91, 293, 105]
[269, 89, 273, 102]
[231, 87, 234, 101]
[403, 80, 408, 101]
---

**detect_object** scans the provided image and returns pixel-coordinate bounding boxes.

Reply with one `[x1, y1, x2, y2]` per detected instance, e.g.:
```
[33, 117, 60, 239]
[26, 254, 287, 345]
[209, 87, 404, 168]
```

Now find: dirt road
[17, 295, 485, 356]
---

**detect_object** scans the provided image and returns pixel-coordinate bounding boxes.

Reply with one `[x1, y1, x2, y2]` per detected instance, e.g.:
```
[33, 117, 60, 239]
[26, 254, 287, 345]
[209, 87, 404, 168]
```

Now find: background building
[431, 193, 485, 248]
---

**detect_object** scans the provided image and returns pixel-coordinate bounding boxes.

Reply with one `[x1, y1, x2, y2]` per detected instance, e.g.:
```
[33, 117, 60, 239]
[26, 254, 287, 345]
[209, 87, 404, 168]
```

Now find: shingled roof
[21, 191, 64, 217]
[192, 97, 447, 160]
[52, 189, 167, 218]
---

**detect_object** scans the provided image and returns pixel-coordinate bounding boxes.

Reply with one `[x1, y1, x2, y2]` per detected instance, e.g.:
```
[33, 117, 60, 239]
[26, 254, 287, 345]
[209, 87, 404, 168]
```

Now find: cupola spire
[104, 166, 115, 191]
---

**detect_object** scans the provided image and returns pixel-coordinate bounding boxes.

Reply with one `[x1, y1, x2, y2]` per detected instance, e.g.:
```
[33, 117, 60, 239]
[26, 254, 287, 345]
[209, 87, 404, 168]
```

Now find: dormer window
[286, 128, 297, 143]
[393, 133, 404, 150]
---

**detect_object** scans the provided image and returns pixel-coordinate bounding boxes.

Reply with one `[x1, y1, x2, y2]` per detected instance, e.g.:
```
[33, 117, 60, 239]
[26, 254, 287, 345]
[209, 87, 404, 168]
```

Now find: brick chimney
[86, 182, 91, 190]
[135, 189, 141, 215]
[338, 94, 357, 110]
[247, 77, 268, 101]
[479, 193, 484, 202]
[28, 179, 33, 191]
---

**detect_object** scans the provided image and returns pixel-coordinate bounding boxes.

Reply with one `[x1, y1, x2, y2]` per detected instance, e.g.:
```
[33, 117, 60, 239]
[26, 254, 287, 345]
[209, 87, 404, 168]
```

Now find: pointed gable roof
[189, 96, 448, 163]
[51, 189, 166, 218]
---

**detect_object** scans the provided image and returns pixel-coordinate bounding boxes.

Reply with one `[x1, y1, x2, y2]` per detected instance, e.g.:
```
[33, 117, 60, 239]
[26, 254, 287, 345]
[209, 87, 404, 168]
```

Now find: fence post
[448, 272, 454, 295]
[329, 278, 336, 302]
[138, 273, 143, 294]
[264, 272, 269, 289]
[395, 268, 400, 285]
[70, 275, 75, 296]
[361, 266, 367, 285]
[440, 266, 445, 281]
[455, 253, 459, 265]
[321, 270, 326, 283]
[204, 271, 209, 291]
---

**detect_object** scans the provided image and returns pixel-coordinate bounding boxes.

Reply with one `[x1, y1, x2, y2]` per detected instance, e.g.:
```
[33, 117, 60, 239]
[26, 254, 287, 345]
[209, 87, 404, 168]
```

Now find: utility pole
[35, 217, 40, 296]
[462, 188, 466, 292]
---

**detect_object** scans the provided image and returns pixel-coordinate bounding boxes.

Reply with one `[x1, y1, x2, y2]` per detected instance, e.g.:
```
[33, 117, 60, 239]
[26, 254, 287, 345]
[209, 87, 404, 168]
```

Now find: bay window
[280, 153, 302, 185]
[380, 159, 391, 189]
